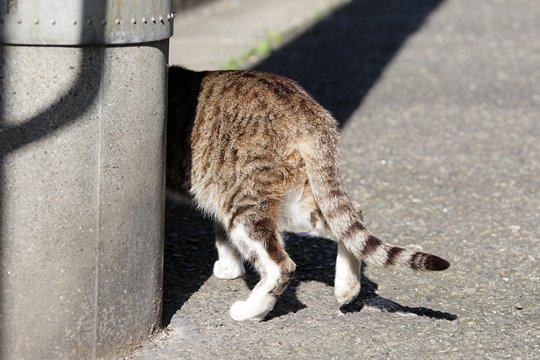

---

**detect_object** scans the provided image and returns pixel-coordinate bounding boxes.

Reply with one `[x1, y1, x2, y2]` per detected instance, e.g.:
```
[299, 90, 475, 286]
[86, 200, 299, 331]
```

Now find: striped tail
[298, 114, 449, 271]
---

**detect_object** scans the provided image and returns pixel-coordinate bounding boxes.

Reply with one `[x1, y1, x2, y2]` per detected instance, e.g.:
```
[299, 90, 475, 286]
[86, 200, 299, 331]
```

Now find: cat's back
[192, 69, 330, 146]
[200, 70, 313, 113]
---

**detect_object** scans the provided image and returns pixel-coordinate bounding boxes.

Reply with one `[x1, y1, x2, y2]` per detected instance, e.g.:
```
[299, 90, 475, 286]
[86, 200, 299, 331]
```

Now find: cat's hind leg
[334, 201, 362, 305]
[305, 205, 361, 306]
[282, 184, 361, 305]
[213, 222, 245, 280]
[226, 204, 296, 321]
[335, 242, 361, 305]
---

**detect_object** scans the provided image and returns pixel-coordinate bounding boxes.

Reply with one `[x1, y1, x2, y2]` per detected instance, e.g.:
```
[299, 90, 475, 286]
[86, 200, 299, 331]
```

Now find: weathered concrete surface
[129, 0, 539, 358]
[0, 42, 168, 359]
[169, 0, 347, 70]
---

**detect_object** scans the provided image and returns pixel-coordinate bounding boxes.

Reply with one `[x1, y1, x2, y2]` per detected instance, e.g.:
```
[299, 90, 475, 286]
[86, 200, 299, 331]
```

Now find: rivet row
[0, 12, 176, 26]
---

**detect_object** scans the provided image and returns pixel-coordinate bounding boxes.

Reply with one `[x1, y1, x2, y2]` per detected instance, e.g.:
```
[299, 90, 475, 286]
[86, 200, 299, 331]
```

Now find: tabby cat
[166, 66, 449, 321]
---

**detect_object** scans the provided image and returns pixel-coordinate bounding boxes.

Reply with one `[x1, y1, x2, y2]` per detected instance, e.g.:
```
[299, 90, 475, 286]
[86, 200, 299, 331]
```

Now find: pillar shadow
[0, 2, 105, 355]
[162, 200, 216, 325]
[254, 0, 445, 127]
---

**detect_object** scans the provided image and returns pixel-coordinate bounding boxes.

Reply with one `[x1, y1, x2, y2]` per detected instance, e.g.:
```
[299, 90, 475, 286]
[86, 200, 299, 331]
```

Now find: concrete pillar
[0, 1, 173, 359]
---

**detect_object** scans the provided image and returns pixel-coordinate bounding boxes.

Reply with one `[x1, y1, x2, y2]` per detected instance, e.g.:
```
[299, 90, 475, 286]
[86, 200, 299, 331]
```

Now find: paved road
[129, 0, 540, 358]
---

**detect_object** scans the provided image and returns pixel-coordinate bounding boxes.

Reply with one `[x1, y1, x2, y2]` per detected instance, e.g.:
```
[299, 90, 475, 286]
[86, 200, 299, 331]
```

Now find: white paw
[229, 301, 262, 321]
[213, 259, 245, 280]
[335, 278, 361, 305]
[229, 300, 272, 322]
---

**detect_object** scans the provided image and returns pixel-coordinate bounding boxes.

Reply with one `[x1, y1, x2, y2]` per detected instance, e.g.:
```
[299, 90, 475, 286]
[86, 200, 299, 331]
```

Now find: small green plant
[221, 59, 244, 71]
[219, 0, 346, 70]
[220, 30, 285, 70]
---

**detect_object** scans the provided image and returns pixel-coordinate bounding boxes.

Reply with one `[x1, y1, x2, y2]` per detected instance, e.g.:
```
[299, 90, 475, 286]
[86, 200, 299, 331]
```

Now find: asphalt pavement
[128, 0, 540, 358]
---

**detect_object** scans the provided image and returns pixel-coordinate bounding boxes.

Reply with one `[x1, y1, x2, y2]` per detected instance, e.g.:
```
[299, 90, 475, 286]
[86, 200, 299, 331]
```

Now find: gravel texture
[128, 0, 540, 358]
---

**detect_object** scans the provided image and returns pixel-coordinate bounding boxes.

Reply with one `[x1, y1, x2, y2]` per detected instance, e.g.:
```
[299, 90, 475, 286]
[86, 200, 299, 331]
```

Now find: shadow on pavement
[162, 200, 216, 326]
[340, 263, 457, 321]
[264, 234, 457, 321]
[255, 0, 445, 127]
[162, 201, 456, 324]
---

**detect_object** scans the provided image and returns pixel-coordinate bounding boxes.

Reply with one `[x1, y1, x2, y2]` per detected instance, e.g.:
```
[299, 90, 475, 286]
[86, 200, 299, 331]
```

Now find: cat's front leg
[213, 223, 245, 280]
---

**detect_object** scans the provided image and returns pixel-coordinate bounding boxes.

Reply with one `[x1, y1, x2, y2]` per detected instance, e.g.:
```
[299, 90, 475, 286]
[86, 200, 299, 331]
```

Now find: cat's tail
[298, 114, 449, 271]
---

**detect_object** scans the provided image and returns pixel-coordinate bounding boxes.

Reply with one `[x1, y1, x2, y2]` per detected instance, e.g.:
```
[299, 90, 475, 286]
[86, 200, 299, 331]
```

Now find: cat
[166, 66, 450, 321]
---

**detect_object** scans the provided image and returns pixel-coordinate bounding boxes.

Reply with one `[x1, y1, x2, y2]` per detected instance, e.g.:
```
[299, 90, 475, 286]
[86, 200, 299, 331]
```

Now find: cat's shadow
[246, 234, 457, 322]
[162, 201, 456, 325]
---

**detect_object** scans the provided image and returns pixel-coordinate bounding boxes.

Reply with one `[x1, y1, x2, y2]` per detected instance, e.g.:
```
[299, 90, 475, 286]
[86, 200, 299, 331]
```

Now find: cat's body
[167, 66, 449, 321]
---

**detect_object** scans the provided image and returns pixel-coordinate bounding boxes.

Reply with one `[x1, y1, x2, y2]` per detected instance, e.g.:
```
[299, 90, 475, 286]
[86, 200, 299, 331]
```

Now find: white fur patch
[229, 297, 275, 321]
[279, 186, 311, 231]
[228, 224, 281, 321]
[213, 259, 245, 280]
[214, 236, 245, 279]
